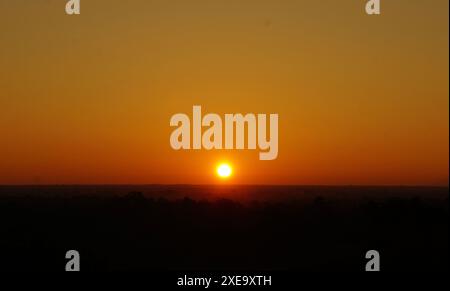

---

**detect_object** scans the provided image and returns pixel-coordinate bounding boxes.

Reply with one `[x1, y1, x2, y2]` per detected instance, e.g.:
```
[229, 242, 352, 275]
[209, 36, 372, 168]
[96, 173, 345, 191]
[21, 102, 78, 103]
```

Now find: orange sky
[0, 0, 448, 185]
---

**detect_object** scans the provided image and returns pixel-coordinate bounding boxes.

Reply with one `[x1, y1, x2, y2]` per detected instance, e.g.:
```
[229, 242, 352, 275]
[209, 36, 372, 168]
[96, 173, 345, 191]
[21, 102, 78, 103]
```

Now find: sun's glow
[217, 163, 232, 178]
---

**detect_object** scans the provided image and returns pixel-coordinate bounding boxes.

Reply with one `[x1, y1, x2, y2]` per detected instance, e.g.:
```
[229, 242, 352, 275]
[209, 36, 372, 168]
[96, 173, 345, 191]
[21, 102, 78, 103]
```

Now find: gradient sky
[0, 0, 448, 185]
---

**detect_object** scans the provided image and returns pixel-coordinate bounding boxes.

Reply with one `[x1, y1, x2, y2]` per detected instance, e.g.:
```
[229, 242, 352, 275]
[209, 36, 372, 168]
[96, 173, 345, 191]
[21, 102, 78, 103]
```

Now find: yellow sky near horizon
[0, 0, 448, 185]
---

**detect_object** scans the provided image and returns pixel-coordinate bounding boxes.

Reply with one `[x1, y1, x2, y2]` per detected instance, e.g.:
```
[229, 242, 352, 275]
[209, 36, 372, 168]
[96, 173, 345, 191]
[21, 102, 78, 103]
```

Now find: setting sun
[217, 163, 232, 178]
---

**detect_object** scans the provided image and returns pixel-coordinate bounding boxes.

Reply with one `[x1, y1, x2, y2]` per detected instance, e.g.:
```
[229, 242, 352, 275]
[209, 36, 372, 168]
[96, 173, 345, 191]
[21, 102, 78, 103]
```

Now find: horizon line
[0, 183, 448, 188]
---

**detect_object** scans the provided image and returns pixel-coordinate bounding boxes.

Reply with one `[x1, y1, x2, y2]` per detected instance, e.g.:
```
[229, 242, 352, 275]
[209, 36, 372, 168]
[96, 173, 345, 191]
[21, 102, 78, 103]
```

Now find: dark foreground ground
[0, 185, 448, 271]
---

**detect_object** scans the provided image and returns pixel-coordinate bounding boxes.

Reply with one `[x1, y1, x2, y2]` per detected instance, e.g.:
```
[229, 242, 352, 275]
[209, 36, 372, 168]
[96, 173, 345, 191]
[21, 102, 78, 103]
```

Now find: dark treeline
[0, 187, 448, 271]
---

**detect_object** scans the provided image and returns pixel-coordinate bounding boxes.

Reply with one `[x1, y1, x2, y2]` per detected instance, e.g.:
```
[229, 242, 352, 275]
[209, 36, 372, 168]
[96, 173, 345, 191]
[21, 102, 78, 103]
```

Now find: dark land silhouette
[0, 185, 448, 271]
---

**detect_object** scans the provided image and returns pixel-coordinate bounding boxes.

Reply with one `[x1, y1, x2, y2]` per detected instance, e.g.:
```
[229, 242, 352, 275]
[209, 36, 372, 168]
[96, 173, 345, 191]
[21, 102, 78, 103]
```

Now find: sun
[216, 163, 232, 178]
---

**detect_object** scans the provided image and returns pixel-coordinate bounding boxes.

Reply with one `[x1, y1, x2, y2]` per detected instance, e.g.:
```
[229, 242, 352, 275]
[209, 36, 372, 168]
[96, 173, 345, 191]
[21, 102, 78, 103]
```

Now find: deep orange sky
[0, 0, 448, 185]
